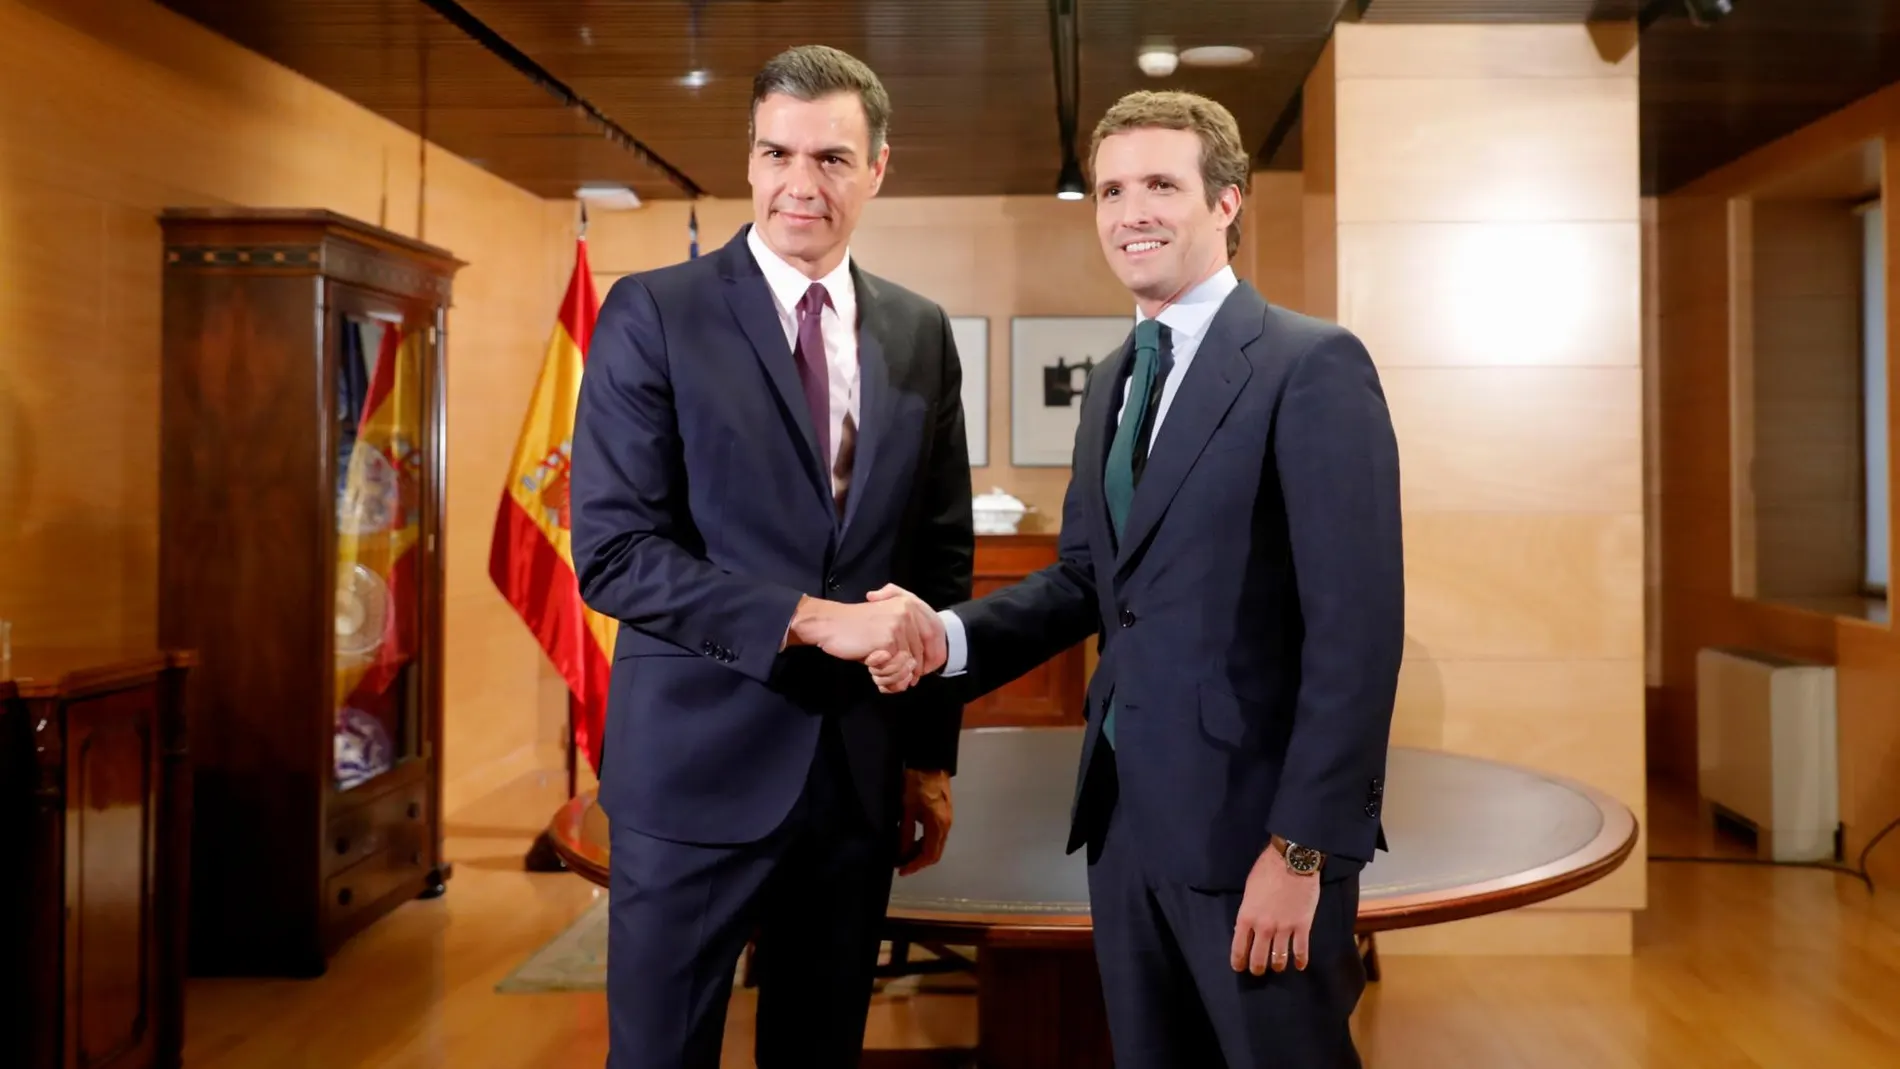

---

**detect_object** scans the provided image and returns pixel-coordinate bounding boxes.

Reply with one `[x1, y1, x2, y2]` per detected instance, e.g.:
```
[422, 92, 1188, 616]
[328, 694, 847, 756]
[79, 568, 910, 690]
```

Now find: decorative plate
[335, 563, 388, 662]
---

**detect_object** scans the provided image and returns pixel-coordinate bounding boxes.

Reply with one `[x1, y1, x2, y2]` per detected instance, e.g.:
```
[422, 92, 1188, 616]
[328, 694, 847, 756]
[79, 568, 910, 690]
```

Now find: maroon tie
[794, 283, 831, 467]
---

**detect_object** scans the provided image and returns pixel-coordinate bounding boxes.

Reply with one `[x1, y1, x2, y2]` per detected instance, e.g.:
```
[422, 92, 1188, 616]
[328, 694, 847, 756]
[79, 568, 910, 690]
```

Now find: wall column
[1304, 21, 1647, 954]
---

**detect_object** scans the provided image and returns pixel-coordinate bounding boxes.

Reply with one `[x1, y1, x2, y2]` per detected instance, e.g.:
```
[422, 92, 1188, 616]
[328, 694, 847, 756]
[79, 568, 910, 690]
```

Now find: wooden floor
[183, 768, 1900, 1069]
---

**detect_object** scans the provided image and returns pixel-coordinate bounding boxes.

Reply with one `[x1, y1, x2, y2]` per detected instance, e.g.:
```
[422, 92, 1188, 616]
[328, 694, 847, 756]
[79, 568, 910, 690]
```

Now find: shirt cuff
[938, 608, 969, 677]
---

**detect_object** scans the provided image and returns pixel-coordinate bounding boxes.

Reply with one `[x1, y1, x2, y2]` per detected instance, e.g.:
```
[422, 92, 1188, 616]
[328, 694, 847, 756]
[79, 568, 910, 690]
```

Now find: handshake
[787, 584, 946, 694]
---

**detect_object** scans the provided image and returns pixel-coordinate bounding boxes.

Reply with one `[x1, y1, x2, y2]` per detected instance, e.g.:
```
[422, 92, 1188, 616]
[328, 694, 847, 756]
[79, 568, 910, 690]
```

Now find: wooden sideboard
[1, 648, 194, 1069]
[961, 533, 1089, 728]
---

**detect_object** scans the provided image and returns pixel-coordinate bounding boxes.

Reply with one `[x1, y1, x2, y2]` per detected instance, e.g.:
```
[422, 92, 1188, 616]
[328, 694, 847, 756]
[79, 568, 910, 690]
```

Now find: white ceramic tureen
[971, 487, 1030, 535]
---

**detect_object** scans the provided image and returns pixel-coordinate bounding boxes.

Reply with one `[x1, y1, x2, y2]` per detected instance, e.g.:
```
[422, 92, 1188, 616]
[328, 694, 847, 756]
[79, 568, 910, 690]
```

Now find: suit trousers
[605, 718, 895, 1069]
[1084, 747, 1367, 1069]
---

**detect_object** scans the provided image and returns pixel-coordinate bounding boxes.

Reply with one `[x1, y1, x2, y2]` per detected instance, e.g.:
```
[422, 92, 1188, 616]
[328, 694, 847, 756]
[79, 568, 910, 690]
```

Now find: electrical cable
[1649, 812, 1900, 893]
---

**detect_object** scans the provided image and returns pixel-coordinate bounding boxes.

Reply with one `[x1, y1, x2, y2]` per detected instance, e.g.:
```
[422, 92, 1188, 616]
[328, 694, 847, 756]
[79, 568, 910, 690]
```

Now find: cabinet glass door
[332, 308, 427, 792]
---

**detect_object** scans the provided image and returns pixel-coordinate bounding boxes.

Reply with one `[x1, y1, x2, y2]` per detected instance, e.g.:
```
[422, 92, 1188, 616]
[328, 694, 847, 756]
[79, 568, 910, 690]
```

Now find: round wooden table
[547, 727, 1637, 1069]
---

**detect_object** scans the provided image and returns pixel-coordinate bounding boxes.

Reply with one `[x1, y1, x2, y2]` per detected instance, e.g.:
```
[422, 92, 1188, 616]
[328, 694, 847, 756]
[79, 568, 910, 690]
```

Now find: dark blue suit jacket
[949, 282, 1403, 890]
[569, 226, 974, 846]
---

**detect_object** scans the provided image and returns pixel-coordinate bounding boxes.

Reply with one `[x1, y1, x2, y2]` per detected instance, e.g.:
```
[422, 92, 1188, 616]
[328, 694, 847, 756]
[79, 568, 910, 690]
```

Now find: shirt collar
[747, 223, 855, 321]
[1136, 265, 1238, 344]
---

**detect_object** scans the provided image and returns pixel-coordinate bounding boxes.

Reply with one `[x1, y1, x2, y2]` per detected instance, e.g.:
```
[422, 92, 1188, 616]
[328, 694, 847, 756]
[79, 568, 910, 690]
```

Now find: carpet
[496, 899, 977, 996]
[496, 899, 612, 993]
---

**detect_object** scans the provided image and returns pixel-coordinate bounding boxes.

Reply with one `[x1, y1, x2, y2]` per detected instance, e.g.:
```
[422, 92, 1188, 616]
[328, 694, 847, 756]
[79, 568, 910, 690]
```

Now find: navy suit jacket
[569, 226, 975, 846]
[948, 282, 1403, 890]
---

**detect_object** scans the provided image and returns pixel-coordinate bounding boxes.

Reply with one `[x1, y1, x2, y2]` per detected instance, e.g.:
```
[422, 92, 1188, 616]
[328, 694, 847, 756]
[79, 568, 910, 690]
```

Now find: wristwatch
[1272, 834, 1324, 877]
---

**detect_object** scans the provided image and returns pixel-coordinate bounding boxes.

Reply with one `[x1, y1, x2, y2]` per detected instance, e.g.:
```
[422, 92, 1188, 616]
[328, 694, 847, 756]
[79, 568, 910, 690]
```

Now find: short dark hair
[1090, 90, 1251, 259]
[749, 45, 892, 156]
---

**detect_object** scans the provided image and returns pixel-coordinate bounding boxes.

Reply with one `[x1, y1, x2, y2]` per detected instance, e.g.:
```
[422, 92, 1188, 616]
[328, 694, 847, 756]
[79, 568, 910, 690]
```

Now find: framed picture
[949, 316, 989, 467]
[1009, 316, 1131, 467]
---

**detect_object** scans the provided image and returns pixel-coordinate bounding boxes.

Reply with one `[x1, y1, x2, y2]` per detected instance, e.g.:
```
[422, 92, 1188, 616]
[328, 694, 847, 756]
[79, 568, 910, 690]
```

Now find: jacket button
[1119, 609, 1136, 628]
[826, 575, 840, 591]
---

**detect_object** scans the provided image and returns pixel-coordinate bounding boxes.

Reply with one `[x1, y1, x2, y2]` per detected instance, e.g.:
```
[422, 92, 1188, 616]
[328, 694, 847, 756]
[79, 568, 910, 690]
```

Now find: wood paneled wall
[1735, 199, 1866, 603]
[0, 0, 1312, 818]
[1654, 77, 1900, 891]
[0, 0, 576, 814]
[1308, 22, 1647, 954]
[0, 0, 1680, 915]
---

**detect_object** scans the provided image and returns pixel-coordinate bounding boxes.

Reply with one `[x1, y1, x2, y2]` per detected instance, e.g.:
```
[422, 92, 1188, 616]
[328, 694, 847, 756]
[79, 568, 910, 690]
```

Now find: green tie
[1099, 318, 1164, 748]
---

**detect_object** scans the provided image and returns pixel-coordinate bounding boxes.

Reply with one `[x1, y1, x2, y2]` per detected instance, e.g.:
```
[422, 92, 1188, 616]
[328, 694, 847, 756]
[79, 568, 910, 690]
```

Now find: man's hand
[863, 585, 946, 692]
[1230, 840, 1322, 975]
[897, 769, 953, 876]
[786, 595, 925, 666]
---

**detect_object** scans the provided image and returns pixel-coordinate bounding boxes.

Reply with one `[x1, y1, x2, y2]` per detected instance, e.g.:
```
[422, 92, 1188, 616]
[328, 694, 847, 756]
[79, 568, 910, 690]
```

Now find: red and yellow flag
[336, 321, 424, 720]
[489, 236, 615, 773]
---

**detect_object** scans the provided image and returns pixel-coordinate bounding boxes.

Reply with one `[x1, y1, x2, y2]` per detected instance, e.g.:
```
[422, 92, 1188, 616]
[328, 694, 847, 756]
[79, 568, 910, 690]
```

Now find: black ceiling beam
[416, 0, 707, 199]
[1256, 87, 1305, 170]
[1253, 0, 1358, 169]
[1047, 0, 1083, 188]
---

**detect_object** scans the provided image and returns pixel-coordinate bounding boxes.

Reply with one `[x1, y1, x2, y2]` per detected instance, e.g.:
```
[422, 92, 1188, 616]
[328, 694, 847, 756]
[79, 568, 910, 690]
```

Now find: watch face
[1287, 845, 1323, 873]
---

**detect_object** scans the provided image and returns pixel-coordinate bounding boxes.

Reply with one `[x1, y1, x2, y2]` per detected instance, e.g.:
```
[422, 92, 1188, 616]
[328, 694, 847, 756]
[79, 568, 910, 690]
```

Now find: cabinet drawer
[323, 830, 429, 936]
[326, 779, 428, 876]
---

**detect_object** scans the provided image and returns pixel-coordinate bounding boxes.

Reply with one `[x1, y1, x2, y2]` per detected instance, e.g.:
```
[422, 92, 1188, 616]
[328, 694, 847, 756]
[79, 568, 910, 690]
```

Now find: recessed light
[1178, 45, 1254, 68]
[575, 184, 643, 211]
[1136, 47, 1177, 77]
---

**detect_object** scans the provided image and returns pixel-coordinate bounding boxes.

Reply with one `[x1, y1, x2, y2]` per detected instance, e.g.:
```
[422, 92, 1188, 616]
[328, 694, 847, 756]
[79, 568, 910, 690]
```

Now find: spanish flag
[336, 321, 423, 719]
[488, 236, 615, 773]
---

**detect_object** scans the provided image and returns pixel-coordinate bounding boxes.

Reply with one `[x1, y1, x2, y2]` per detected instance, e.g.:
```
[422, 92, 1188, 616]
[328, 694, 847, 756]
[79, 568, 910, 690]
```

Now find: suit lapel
[1082, 334, 1133, 560]
[1113, 285, 1265, 577]
[717, 227, 831, 509]
[840, 264, 896, 537]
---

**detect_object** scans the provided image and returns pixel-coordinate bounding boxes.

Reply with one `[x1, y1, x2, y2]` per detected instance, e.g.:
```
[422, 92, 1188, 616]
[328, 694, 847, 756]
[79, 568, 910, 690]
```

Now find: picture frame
[1009, 315, 1131, 467]
[949, 316, 989, 467]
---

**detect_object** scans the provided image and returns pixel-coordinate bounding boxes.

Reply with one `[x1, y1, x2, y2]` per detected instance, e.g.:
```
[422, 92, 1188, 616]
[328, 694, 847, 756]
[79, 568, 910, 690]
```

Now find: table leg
[976, 945, 1114, 1069]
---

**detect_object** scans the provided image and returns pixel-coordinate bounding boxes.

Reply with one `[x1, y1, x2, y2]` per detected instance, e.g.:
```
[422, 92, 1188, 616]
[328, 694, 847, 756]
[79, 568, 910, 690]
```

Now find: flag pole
[516, 202, 603, 874]
[565, 690, 579, 800]
[523, 690, 580, 872]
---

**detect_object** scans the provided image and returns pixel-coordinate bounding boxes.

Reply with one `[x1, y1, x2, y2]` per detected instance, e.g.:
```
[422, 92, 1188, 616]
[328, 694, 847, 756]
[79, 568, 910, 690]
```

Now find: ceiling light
[1683, 0, 1732, 26]
[1056, 156, 1087, 201]
[575, 184, 643, 211]
[1178, 45, 1255, 68]
[1136, 47, 1177, 77]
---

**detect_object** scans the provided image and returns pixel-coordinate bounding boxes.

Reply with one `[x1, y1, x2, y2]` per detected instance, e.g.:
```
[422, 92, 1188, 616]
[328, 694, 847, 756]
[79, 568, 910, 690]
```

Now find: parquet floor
[181, 767, 1900, 1068]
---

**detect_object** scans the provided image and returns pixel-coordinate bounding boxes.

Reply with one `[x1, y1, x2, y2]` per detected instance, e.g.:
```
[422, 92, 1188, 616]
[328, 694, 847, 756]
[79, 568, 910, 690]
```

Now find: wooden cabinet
[961, 534, 1089, 728]
[156, 208, 462, 977]
[1, 649, 194, 1069]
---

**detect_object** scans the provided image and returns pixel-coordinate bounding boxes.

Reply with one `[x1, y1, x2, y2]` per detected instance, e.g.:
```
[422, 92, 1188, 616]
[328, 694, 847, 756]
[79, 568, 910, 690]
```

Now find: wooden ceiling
[1636, 0, 1900, 194]
[1356, 0, 1641, 20]
[151, 0, 1346, 200]
[151, 0, 1900, 203]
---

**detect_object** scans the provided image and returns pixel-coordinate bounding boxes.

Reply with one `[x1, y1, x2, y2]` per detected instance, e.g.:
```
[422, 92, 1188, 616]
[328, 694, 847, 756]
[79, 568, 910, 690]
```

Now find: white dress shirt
[938, 266, 1242, 677]
[747, 224, 860, 506]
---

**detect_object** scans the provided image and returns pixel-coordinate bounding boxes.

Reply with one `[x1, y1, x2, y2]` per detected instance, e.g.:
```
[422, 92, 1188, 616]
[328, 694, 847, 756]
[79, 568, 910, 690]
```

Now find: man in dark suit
[569, 44, 973, 1069]
[871, 90, 1403, 1068]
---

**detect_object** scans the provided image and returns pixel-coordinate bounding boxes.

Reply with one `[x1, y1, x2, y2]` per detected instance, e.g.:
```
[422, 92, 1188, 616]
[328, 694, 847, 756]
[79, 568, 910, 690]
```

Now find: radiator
[1695, 647, 1840, 862]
